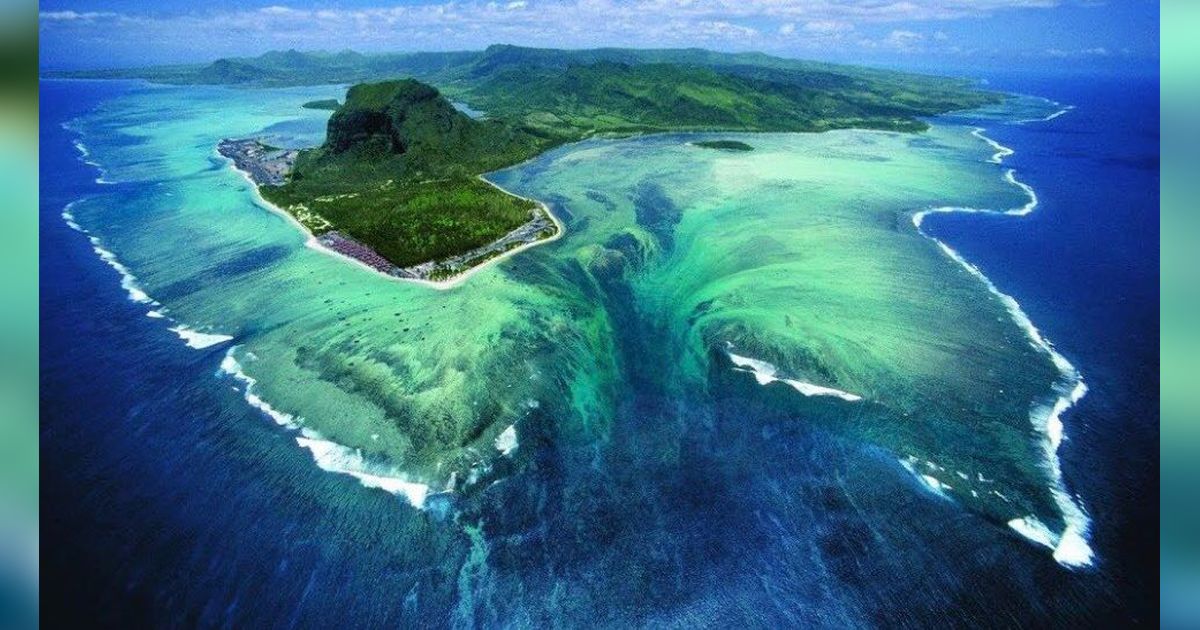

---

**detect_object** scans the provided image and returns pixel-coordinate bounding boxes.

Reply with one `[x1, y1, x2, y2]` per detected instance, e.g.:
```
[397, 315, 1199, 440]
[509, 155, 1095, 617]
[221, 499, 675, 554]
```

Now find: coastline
[223, 122, 1094, 548]
[910, 116, 1094, 568]
[217, 146, 565, 291]
[61, 199, 237, 351]
[218, 347, 435, 509]
[1016, 98, 1075, 124]
[60, 124, 477, 512]
[77, 104, 1093, 559]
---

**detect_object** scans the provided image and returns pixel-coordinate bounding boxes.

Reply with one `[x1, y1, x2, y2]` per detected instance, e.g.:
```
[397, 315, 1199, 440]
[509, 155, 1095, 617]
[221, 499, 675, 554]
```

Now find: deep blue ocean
[925, 71, 1160, 619]
[41, 72, 1158, 627]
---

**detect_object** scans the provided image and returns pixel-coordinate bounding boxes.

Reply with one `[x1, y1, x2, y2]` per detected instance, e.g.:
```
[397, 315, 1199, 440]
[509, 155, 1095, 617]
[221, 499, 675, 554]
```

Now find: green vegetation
[52, 48, 479, 85]
[692, 140, 753, 151]
[446, 58, 979, 135]
[64, 45, 1003, 269]
[301, 98, 340, 110]
[53, 45, 1001, 135]
[261, 79, 553, 267]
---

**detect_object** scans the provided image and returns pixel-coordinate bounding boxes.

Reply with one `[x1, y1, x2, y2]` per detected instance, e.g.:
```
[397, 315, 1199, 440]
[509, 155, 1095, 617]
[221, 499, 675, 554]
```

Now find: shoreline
[60, 114, 486, 513]
[65, 143, 448, 509]
[60, 201, 238, 350]
[218, 347, 436, 510]
[1016, 98, 1075, 124]
[67, 93, 1098, 548]
[217, 145, 565, 291]
[910, 114, 1094, 569]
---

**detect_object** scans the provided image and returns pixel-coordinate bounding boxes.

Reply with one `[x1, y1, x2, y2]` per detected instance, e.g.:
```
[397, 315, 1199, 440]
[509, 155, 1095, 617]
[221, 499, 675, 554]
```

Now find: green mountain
[260, 79, 555, 269]
[52, 46, 999, 134]
[314, 79, 549, 173]
[196, 58, 276, 83]
[456, 59, 936, 134]
[435, 45, 997, 134]
[65, 45, 1003, 273]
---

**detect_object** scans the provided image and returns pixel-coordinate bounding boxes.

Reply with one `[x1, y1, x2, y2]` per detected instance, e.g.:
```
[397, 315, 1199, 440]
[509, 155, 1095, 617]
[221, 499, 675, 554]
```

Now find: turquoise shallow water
[42, 77, 1152, 625]
[65, 81, 1075, 542]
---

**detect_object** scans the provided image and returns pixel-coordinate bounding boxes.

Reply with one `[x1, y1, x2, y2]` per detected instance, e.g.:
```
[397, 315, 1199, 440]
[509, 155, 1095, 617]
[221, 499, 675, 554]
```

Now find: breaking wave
[725, 346, 864, 402]
[1016, 99, 1075, 124]
[219, 349, 432, 509]
[910, 118, 1094, 569]
[62, 203, 235, 352]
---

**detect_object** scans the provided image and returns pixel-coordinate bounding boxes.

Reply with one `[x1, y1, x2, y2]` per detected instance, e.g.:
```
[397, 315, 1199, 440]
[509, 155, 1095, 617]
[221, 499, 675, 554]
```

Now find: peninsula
[221, 79, 559, 281]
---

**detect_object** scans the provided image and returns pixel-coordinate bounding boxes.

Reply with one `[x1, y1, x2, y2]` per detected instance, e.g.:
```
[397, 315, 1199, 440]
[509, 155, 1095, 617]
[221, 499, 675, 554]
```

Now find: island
[301, 98, 341, 110]
[691, 139, 754, 151]
[194, 46, 1003, 281]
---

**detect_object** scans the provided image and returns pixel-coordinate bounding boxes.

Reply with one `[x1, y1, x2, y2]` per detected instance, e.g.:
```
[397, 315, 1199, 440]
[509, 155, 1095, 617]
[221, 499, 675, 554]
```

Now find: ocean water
[41, 73, 1158, 627]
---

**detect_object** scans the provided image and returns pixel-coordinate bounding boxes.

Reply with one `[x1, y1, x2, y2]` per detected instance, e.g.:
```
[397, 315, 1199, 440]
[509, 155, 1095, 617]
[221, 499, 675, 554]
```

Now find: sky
[38, 0, 1159, 72]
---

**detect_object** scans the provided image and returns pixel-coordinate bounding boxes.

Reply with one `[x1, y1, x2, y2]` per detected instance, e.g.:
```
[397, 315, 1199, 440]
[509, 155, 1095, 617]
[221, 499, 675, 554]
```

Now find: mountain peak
[324, 79, 471, 158]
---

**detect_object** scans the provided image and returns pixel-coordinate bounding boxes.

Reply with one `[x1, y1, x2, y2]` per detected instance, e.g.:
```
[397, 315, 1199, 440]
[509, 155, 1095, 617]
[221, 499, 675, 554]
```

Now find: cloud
[37, 0, 1075, 66]
[38, 0, 1067, 32]
[39, 10, 116, 22]
[802, 20, 854, 34]
[883, 29, 925, 51]
[695, 20, 759, 40]
[666, 0, 1063, 22]
[1045, 46, 1109, 57]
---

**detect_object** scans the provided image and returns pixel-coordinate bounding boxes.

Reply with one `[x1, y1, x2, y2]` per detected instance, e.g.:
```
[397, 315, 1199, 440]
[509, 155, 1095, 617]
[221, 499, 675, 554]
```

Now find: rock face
[326, 80, 460, 154]
[326, 108, 402, 154]
[313, 78, 546, 177]
[324, 80, 479, 164]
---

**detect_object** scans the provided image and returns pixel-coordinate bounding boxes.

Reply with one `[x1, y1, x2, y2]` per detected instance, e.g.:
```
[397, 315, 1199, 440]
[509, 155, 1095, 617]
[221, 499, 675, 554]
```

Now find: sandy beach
[216, 142, 564, 291]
